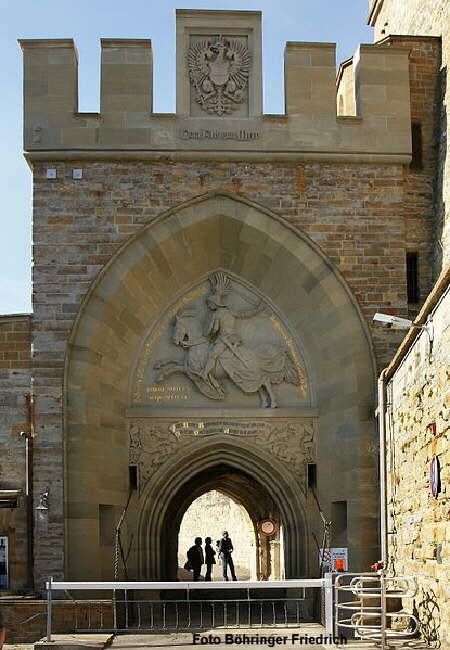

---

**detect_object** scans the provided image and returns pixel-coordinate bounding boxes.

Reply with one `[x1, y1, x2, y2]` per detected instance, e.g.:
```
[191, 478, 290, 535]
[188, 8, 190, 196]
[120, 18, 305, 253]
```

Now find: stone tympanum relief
[129, 419, 315, 495]
[188, 36, 251, 116]
[131, 272, 309, 409]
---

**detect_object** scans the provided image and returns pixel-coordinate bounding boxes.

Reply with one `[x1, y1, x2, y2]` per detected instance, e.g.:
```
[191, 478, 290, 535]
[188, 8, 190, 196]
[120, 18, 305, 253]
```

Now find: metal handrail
[46, 579, 324, 590]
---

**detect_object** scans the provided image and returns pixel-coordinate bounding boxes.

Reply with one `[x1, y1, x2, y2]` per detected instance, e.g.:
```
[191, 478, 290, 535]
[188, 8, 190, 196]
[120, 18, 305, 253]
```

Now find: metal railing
[334, 573, 419, 648]
[45, 577, 333, 640]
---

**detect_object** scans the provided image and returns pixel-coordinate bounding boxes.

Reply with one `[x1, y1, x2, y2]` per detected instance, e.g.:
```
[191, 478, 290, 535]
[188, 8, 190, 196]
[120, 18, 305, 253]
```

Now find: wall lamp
[36, 488, 49, 514]
[373, 313, 434, 341]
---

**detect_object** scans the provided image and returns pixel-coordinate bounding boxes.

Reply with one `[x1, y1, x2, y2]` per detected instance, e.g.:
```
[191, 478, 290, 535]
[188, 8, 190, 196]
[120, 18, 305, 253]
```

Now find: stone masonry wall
[31, 154, 433, 586]
[17, 31, 440, 587]
[386, 280, 450, 647]
[385, 37, 441, 316]
[371, 0, 450, 277]
[0, 315, 31, 592]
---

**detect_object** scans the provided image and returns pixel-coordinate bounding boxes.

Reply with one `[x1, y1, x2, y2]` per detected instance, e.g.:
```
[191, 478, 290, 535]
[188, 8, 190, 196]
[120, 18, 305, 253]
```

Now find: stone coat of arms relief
[187, 36, 251, 115]
[151, 272, 304, 408]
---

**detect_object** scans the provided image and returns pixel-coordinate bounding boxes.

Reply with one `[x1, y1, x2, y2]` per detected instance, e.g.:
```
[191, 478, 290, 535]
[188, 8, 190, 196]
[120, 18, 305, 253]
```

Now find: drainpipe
[23, 393, 36, 593]
[377, 370, 388, 568]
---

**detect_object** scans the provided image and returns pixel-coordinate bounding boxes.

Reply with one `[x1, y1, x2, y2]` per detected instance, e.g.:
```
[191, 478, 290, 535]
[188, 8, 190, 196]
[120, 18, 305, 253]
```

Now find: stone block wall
[384, 37, 441, 316]
[0, 598, 113, 643]
[19, 34, 413, 158]
[369, 0, 450, 277]
[385, 272, 450, 646]
[30, 155, 432, 586]
[0, 315, 31, 593]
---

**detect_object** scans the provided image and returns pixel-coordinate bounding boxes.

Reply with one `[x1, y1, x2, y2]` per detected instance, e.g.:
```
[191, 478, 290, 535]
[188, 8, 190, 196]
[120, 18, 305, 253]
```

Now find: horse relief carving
[154, 272, 301, 408]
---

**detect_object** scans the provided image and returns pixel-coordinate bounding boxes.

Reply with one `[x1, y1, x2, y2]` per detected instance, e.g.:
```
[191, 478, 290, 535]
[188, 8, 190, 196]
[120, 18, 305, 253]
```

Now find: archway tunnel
[136, 437, 310, 581]
[171, 466, 285, 582]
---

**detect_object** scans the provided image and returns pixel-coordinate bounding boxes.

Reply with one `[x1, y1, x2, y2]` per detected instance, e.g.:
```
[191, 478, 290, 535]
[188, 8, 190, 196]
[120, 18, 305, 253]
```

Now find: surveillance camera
[373, 313, 413, 330]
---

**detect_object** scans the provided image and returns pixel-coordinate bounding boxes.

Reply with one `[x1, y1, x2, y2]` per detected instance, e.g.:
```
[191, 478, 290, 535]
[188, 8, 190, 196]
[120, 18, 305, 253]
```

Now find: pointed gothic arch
[138, 436, 306, 579]
[64, 191, 378, 580]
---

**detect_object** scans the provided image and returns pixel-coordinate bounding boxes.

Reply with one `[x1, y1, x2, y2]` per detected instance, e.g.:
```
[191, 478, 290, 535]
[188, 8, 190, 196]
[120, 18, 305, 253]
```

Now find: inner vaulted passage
[178, 490, 257, 581]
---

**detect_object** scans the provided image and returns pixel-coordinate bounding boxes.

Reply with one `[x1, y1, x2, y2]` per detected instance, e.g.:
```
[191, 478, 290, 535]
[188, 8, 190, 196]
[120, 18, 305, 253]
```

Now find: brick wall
[371, 0, 450, 276]
[0, 598, 113, 643]
[385, 37, 441, 316]
[385, 275, 450, 646]
[0, 315, 31, 593]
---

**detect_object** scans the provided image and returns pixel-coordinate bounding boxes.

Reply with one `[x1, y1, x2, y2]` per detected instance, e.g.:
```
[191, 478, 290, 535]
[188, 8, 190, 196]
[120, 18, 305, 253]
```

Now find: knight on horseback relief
[154, 272, 301, 408]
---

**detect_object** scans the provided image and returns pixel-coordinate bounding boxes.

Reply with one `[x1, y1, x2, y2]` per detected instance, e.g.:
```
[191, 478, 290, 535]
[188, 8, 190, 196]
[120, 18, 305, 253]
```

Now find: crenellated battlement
[19, 9, 413, 162]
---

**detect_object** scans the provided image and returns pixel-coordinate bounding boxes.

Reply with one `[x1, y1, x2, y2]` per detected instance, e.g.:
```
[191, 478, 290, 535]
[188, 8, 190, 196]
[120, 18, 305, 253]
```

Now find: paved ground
[3, 626, 434, 650]
[108, 627, 433, 649]
[110, 626, 338, 649]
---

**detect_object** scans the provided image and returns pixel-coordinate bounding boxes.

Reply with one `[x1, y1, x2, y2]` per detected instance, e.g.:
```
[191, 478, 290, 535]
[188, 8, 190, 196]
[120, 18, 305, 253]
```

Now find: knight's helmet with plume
[207, 271, 232, 309]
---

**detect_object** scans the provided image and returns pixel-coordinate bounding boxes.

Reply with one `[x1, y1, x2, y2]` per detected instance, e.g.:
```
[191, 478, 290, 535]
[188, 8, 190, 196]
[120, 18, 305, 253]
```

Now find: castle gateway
[4, 8, 440, 589]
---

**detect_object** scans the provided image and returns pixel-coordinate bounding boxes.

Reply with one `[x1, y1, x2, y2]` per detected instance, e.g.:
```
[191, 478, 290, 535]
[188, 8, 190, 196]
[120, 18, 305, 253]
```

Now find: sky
[0, 0, 372, 314]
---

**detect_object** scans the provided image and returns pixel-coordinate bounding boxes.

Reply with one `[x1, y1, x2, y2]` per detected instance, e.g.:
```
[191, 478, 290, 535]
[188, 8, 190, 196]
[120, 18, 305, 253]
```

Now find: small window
[129, 465, 138, 491]
[406, 252, 420, 303]
[307, 463, 317, 489]
[0, 537, 9, 589]
[410, 123, 423, 170]
[331, 501, 347, 546]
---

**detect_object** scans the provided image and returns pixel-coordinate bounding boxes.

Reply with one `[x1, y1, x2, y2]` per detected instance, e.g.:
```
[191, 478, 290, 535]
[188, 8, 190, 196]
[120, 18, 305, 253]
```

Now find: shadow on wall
[436, 65, 448, 275]
[413, 587, 441, 649]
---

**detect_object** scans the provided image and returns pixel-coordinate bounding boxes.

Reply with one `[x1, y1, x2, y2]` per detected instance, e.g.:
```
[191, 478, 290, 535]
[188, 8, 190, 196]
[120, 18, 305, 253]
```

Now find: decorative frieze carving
[129, 418, 315, 495]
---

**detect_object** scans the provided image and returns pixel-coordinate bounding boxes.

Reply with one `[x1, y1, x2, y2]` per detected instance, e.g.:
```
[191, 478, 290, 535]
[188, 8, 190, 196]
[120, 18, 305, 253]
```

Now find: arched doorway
[175, 479, 285, 582]
[137, 438, 308, 580]
[178, 489, 258, 581]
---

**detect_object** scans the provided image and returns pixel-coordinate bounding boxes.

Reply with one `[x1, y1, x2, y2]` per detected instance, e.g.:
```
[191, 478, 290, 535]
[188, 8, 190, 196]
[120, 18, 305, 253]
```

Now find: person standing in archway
[204, 537, 216, 581]
[187, 537, 204, 581]
[217, 530, 237, 581]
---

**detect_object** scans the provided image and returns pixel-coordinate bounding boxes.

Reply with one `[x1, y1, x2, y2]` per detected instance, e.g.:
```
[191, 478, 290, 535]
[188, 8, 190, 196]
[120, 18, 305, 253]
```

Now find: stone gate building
[0, 7, 448, 639]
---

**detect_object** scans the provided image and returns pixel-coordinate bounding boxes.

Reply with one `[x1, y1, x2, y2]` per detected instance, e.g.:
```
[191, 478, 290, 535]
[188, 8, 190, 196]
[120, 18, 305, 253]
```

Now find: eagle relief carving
[187, 36, 251, 116]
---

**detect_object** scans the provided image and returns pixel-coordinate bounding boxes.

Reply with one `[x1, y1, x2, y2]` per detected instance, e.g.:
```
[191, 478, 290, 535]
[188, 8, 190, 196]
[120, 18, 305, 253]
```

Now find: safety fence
[45, 577, 333, 640]
[45, 573, 420, 648]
